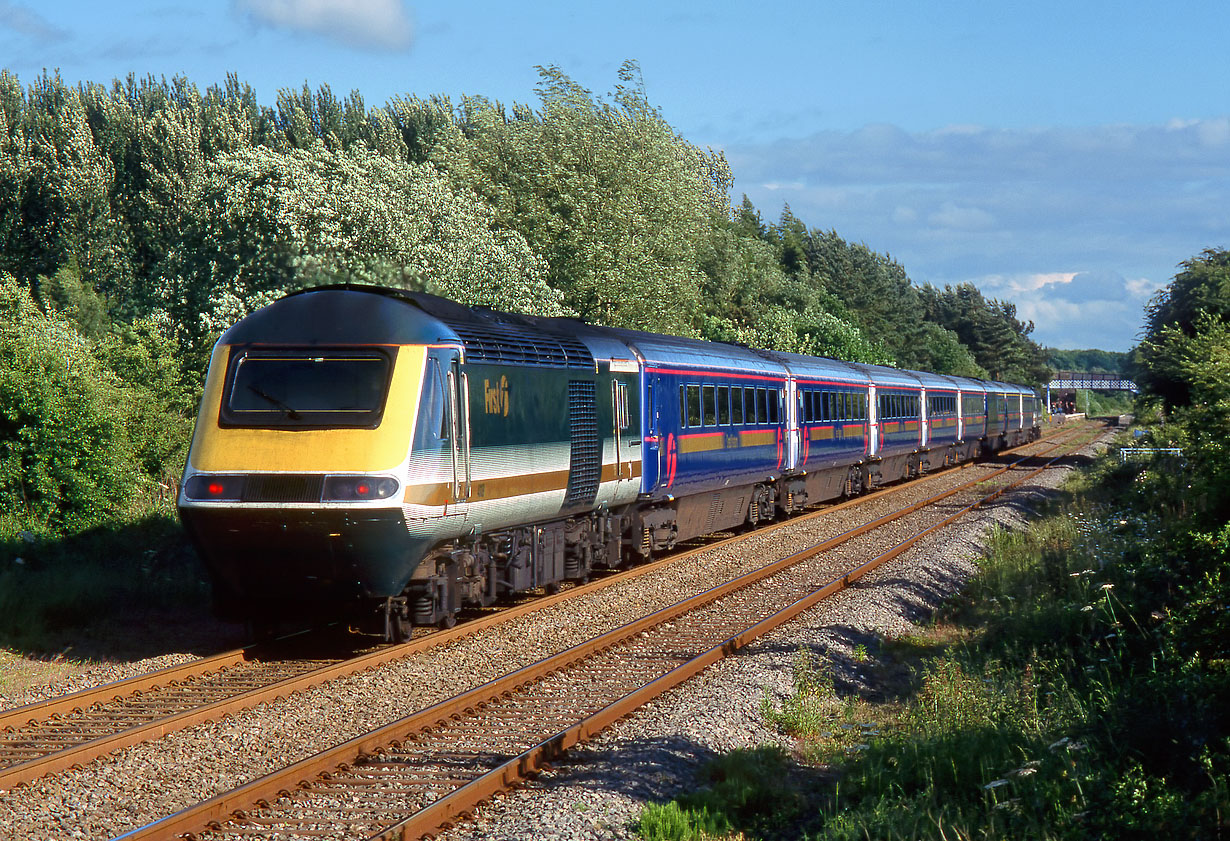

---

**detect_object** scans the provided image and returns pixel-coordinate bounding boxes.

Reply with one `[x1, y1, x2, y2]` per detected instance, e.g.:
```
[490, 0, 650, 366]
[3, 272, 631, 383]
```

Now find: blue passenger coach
[600, 328, 792, 544]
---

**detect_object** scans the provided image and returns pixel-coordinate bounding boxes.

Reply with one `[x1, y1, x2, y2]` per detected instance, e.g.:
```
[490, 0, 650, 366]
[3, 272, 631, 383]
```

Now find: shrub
[0, 277, 142, 537]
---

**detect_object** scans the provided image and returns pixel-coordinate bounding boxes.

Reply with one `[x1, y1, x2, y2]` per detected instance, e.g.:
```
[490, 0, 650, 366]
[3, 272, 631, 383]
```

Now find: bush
[0, 277, 142, 537]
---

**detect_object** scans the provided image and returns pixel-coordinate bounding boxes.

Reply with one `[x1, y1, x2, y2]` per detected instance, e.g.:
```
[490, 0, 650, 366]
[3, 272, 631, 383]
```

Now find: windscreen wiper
[247, 384, 302, 420]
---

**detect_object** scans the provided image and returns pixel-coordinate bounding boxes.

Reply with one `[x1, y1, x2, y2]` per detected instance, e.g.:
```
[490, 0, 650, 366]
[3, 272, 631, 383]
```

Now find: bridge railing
[1046, 371, 1138, 392]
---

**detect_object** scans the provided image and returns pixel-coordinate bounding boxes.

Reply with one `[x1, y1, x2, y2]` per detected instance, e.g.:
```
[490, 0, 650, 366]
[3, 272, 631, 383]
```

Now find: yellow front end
[178, 343, 435, 617]
[187, 344, 426, 474]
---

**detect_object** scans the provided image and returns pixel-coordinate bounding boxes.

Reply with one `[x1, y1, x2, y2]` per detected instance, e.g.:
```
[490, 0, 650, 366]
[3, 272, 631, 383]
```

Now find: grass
[636, 435, 1230, 840]
[636, 746, 825, 841]
[0, 648, 94, 698]
[0, 510, 213, 656]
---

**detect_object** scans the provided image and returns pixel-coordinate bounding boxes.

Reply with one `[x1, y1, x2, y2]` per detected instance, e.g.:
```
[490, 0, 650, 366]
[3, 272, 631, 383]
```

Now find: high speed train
[177, 285, 1040, 639]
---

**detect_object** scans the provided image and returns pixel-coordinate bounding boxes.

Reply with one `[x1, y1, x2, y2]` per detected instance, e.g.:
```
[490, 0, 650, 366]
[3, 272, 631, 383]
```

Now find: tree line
[0, 63, 1051, 548]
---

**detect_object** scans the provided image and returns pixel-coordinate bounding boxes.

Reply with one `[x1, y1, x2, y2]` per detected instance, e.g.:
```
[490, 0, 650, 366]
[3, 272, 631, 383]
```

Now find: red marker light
[356, 483, 370, 496]
[208, 482, 225, 496]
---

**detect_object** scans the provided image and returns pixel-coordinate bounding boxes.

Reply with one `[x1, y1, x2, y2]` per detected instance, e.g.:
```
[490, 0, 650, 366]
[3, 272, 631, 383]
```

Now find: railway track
[114, 422, 1104, 841]
[0, 423, 1095, 798]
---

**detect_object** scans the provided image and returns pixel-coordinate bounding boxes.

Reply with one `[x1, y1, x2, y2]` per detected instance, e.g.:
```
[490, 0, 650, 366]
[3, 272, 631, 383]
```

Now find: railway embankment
[622, 424, 1229, 841]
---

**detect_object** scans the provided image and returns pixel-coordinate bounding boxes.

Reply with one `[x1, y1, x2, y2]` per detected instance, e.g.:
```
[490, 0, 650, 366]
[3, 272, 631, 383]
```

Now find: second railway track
[115, 422, 1105, 841]
[0, 427, 1107, 841]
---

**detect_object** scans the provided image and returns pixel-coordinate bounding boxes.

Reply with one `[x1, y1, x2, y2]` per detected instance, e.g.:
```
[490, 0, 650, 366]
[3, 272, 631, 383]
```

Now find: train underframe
[214, 427, 1038, 641]
[387, 430, 1037, 640]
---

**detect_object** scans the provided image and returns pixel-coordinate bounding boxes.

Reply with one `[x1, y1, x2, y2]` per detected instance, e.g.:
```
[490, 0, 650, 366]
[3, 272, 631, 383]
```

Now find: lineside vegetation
[636, 250, 1230, 840]
[0, 65, 1050, 651]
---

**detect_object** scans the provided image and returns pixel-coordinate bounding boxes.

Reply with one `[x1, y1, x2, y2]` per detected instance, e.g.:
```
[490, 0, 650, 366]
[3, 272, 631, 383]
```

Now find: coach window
[732, 387, 744, 425]
[686, 385, 701, 427]
[702, 385, 716, 426]
[717, 386, 731, 425]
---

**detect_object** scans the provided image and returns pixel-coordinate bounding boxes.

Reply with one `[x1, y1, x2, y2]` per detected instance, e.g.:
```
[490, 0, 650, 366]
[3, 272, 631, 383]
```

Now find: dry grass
[0, 647, 93, 701]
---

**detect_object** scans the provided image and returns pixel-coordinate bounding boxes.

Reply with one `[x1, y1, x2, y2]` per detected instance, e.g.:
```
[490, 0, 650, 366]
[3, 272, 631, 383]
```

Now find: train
[177, 284, 1041, 639]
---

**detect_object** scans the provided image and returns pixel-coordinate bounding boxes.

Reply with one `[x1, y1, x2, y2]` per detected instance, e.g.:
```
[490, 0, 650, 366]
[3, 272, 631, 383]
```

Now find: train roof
[220, 286, 454, 346]
[946, 376, 990, 394]
[236, 288, 1041, 397]
[844, 362, 924, 389]
[596, 326, 790, 378]
[909, 370, 962, 391]
[752, 349, 870, 386]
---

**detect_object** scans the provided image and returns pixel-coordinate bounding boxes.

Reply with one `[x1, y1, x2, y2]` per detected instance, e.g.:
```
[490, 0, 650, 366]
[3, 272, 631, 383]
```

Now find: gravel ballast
[0, 432, 1108, 840]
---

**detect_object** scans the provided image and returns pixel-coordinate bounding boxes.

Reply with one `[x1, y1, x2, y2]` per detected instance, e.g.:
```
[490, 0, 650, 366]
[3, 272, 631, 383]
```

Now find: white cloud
[892, 205, 917, 224]
[1125, 275, 1165, 300]
[0, 1, 67, 41]
[928, 201, 994, 231]
[235, 0, 412, 50]
[723, 116, 1230, 351]
[1026, 272, 1079, 291]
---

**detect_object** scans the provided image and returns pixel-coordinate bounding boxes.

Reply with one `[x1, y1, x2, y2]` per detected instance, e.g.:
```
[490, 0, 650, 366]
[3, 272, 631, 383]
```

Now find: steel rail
[115, 423, 1104, 841]
[381, 426, 1101, 840]
[1, 422, 1087, 793]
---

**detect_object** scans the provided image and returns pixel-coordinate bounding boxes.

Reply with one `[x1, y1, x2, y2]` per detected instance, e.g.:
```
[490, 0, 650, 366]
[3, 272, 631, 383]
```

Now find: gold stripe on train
[739, 429, 776, 447]
[403, 461, 643, 506]
[679, 435, 725, 454]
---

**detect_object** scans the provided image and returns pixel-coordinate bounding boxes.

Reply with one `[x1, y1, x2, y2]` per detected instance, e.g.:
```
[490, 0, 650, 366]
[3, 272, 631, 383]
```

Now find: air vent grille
[445, 322, 594, 369]
[565, 380, 600, 507]
[242, 474, 324, 503]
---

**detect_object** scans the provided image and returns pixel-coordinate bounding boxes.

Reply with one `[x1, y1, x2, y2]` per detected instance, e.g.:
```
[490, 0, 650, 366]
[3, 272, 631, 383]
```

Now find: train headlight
[323, 476, 400, 501]
[184, 475, 245, 501]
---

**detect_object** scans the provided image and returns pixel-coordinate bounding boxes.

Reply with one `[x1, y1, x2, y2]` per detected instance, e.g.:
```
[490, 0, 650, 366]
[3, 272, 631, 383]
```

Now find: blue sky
[4, 1, 1229, 351]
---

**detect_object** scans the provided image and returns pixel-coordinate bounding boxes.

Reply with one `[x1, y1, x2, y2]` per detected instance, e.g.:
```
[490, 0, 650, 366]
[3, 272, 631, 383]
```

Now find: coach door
[445, 355, 472, 504]
[785, 379, 800, 470]
[609, 373, 640, 500]
[867, 385, 880, 457]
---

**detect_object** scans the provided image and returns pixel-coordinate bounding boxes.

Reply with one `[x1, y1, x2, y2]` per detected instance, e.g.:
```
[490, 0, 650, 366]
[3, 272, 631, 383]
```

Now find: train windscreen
[221, 350, 392, 428]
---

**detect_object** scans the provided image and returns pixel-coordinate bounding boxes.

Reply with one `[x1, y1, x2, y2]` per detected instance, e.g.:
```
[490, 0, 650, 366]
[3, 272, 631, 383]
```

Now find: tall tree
[1136, 248, 1230, 409]
[428, 62, 731, 334]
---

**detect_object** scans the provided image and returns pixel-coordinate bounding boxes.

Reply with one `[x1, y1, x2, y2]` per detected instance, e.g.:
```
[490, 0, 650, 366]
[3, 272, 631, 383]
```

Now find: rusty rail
[117, 422, 1103, 841]
[4, 423, 1089, 795]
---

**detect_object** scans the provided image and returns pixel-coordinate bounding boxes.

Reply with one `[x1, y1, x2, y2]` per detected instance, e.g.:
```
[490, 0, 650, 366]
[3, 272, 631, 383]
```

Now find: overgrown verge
[0, 275, 208, 655]
[637, 439, 1230, 840]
